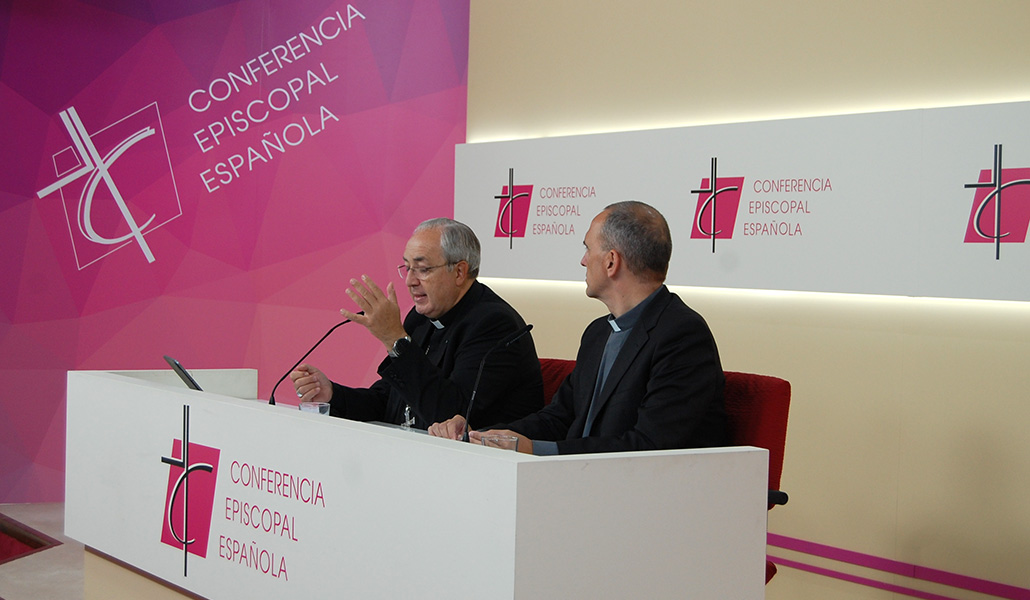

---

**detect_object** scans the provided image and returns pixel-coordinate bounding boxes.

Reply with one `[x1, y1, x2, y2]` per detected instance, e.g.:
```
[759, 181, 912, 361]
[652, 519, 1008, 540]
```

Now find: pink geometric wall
[0, 0, 469, 502]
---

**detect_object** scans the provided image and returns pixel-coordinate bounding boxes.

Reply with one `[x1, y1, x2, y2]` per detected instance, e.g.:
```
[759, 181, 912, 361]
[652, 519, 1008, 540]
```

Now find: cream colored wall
[468, 0, 1030, 142]
[470, 2, 1030, 598]
[84, 551, 189, 600]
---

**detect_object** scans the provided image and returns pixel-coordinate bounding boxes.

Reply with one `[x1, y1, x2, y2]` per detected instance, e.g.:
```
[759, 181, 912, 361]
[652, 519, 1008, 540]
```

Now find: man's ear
[605, 250, 621, 277]
[452, 260, 469, 285]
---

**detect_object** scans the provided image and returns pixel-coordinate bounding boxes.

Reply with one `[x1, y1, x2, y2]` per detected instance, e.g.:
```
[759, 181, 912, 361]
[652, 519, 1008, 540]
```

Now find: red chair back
[539, 358, 576, 405]
[722, 371, 791, 494]
[722, 371, 791, 583]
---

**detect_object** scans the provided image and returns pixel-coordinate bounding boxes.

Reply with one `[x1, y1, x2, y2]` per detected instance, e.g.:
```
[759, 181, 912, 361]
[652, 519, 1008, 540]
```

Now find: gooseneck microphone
[461, 323, 533, 442]
[268, 314, 362, 405]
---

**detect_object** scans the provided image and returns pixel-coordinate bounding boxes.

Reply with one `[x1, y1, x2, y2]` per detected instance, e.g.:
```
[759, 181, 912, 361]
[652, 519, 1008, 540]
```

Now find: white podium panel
[66, 370, 767, 599]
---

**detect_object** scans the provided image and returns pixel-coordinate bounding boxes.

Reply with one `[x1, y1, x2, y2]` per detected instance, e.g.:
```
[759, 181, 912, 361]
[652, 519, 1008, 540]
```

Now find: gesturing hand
[340, 275, 409, 349]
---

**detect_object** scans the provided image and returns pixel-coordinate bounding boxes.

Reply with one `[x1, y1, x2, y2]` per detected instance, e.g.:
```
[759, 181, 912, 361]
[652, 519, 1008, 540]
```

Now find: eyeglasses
[397, 263, 452, 280]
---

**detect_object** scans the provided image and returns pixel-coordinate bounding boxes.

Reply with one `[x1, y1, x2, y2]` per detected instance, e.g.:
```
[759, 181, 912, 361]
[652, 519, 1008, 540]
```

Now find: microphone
[461, 323, 533, 442]
[268, 314, 362, 405]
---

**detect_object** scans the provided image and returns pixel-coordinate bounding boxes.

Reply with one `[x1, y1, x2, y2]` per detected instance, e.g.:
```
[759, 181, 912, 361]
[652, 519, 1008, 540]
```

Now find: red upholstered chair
[536, 361, 791, 584]
[722, 371, 791, 584]
[539, 358, 576, 405]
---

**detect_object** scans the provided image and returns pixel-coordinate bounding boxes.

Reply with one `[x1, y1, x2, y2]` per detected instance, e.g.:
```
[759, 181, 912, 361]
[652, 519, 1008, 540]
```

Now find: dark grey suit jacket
[503, 286, 726, 454]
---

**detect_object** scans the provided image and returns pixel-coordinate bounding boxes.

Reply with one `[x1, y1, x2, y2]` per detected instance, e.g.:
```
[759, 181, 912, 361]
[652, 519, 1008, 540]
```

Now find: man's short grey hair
[599, 201, 672, 281]
[414, 218, 481, 278]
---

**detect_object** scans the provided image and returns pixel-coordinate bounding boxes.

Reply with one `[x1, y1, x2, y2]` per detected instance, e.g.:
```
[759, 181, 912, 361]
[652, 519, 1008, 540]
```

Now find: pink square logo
[691, 159, 744, 253]
[690, 176, 745, 241]
[160, 437, 220, 565]
[963, 145, 1030, 260]
[494, 168, 533, 248]
[964, 169, 1030, 244]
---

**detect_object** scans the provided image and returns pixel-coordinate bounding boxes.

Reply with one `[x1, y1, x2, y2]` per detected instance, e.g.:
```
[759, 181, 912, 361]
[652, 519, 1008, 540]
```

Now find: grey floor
[0, 504, 83, 600]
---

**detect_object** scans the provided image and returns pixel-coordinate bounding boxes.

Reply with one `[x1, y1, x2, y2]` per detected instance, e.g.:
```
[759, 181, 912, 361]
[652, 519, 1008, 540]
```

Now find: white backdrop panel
[456, 101, 1030, 301]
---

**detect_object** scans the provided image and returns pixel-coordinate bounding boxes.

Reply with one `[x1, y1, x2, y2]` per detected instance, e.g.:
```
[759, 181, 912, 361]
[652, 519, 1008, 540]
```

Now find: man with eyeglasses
[290, 218, 544, 429]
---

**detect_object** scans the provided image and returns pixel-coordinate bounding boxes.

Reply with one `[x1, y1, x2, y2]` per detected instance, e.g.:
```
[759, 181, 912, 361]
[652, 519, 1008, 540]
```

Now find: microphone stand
[461, 324, 533, 441]
[268, 317, 357, 405]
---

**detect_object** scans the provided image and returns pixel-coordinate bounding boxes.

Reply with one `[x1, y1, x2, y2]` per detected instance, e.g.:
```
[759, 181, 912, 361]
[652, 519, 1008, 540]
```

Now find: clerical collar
[607, 286, 662, 332]
[423, 280, 483, 330]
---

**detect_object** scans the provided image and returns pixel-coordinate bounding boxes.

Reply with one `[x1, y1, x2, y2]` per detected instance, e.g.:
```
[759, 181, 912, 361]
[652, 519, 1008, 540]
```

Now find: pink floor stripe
[768, 554, 960, 600]
[768, 533, 1030, 600]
